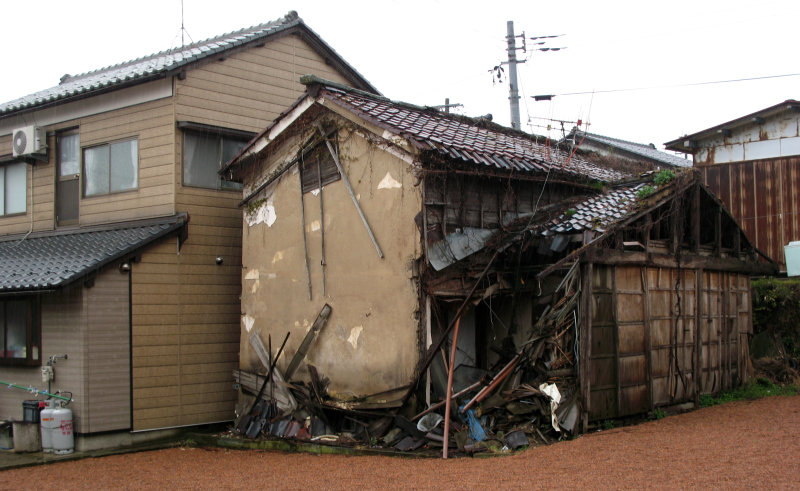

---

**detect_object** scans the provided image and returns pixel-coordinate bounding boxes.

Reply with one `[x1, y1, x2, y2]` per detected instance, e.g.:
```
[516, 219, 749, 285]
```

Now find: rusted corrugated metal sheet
[700, 156, 800, 270]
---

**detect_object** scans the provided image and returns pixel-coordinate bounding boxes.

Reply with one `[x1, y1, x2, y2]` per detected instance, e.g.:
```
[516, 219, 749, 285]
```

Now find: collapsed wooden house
[223, 78, 775, 442]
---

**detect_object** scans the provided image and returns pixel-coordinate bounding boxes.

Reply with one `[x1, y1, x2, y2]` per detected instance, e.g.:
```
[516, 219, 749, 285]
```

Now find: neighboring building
[225, 78, 773, 432]
[665, 100, 800, 271]
[0, 12, 376, 447]
[563, 127, 692, 170]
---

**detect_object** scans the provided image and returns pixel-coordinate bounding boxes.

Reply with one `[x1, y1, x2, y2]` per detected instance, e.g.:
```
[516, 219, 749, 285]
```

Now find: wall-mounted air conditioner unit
[12, 125, 46, 157]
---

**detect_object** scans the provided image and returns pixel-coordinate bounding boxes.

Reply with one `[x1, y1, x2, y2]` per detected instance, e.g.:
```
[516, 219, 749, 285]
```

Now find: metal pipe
[461, 353, 521, 413]
[1, 381, 71, 401]
[299, 169, 312, 300]
[411, 379, 483, 421]
[442, 317, 461, 459]
[317, 156, 327, 296]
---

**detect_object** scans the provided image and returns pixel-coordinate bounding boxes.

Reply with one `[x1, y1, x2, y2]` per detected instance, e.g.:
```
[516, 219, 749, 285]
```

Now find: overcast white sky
[3, 0, 798, 151]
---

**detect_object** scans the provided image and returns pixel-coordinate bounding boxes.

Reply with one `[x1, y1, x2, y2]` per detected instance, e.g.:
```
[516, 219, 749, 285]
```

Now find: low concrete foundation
[12, 422, 40, 453]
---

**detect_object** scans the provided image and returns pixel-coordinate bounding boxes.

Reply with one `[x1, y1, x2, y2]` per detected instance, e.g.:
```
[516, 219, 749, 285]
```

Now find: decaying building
[224, 78, 775, 445]
[665, 100, 800, 272]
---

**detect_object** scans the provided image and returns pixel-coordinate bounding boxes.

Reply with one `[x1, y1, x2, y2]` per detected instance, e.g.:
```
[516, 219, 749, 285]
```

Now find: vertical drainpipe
[127, 265, 133, 431]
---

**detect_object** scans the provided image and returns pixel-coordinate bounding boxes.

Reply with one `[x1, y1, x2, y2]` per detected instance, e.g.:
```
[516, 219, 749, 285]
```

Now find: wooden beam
[579, 260, 593, 432]
[694, 268, 702, 402]
[585, 249, 776, 275]
[692, 185, 701, 254]
[714, 206, 722, 256]
[641, 266, 654, 411]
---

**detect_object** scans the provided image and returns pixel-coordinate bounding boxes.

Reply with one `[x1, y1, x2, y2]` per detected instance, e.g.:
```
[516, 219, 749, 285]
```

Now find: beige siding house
[0, 11, 376, 448]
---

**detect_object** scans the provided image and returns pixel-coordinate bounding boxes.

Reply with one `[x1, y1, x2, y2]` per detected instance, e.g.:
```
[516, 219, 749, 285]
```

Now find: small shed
[224, 78, 775, 433]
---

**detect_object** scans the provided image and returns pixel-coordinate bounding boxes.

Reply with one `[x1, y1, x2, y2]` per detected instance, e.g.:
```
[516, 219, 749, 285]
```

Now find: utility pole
[506, 21, 522, 130]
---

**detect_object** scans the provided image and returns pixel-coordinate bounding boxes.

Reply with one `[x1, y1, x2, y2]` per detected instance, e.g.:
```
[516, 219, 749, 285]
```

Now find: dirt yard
[2, 395, 798, 489]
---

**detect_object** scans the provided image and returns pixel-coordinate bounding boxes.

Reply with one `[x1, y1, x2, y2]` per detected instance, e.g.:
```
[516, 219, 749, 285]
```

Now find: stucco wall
[240, 126, 422, 399]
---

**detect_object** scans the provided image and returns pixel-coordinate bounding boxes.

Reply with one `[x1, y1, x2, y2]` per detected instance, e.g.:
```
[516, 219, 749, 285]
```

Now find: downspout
[127, 265, 133, 431]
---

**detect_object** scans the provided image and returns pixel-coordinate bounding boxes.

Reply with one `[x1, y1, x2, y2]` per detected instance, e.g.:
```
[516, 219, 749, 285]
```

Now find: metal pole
[317, 155, 327, 296]
[299, 166, 312, 300]
[0, 381, 71, 401]
[507, 21, 521, 130]
[442, 317, 461, 459]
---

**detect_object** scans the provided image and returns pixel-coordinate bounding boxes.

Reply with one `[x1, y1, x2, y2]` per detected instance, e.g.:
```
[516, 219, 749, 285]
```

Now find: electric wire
[551, 72, 800, 98]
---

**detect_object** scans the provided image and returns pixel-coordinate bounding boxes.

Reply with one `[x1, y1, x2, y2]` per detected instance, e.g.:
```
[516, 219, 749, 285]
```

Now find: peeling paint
[244, 269, 259, 280]
[250, 281, 259, 294]
[310, 188, 321, 196]
[348, 325, 363, 350]
[310, 220, 321, 232]
[272, 250, 285, 264]
[377, 172, 402, 190]
[246, 197, 277, 227]
[267, 273, 277, 279]
[242, 315, 255, 333]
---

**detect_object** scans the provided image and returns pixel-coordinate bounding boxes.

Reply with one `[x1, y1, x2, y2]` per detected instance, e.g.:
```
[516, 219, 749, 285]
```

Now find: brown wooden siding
[78, 98, 175, 225]
[85, 267, 131, 433]
[174, 35, 352, 132]
[0, 271, 126, 436]
[0, 135, 55, 235]
[0, 283, 87, 428]
[130, 233, 239, 430]
[699, 156, 800, 269]
[588, 264, 750, 421]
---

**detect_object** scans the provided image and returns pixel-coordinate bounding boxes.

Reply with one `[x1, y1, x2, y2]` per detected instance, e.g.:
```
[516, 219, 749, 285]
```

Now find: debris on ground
[230, 265, 584, 456]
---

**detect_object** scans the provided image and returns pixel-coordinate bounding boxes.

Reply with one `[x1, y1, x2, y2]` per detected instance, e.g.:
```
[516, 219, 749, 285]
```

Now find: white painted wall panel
[713, 143, 745, 164]
[744, 139, 780, 161]
[780, 136, 800, 157]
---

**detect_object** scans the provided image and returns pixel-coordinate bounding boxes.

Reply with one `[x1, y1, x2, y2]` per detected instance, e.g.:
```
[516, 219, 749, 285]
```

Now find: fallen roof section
[0, 214, 187, 293]
[0, 12, 378, 117]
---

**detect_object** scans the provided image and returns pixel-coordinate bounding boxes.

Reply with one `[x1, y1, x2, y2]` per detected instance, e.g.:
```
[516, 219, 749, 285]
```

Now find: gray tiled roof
[575, 131, 692, 168]
[0, 12, 375, 116]
[0, 215, 186, 293]
[319, 86, 632, 183]
[544, 183, 646, 235]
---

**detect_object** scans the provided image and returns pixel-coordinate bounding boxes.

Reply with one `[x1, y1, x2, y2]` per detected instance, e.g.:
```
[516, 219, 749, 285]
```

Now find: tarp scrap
[539, 382, 562, 432]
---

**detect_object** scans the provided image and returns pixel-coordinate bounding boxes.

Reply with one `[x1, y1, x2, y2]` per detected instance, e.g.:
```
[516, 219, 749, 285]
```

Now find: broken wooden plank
[248, 331, 299, 413]
[285, 303, 333, 381]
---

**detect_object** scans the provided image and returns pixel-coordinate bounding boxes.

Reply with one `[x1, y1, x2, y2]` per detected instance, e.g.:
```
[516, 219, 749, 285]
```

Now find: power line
[541, 72, 800, 98]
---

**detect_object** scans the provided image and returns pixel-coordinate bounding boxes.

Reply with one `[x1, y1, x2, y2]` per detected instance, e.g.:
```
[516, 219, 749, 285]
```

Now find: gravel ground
[2, 395, 798, 490]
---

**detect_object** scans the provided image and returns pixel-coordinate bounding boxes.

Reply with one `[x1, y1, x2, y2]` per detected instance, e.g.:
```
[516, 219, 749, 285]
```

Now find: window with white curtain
[183, 130, 246, 190]
[0, 162, 27, 216]
[83, 139, 138, 196]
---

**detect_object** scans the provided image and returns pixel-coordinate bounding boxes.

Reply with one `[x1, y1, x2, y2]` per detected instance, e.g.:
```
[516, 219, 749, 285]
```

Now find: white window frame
[83, 138, 139, 197]
[0, 162, 27, 216]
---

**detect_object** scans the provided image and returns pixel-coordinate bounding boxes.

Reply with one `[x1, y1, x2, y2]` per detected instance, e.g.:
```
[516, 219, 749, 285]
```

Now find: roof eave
[664, 99, 800, 150]
[0, 214, 188, 294]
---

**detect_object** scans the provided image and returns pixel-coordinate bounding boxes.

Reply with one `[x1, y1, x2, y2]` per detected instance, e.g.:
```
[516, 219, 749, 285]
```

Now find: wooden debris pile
[231, 263, 584, 457]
